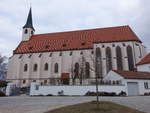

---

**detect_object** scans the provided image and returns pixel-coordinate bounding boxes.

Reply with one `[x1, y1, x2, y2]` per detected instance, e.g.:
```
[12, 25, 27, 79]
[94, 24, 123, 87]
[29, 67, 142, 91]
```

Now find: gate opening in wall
[61, 73, 70, 85]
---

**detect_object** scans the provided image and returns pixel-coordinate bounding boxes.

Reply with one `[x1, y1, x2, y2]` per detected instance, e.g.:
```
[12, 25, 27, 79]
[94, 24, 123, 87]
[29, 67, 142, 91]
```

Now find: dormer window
[81, 42, 86, 46]
[25, 29, 28, 34]
[45, 45, 49, 49]
[28, 46, 33, 50]
[62, 44, 67, 47]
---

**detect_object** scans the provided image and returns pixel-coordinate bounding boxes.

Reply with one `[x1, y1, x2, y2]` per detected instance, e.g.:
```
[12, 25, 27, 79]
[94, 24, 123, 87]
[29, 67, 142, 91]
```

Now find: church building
[7, 8, 147, 87]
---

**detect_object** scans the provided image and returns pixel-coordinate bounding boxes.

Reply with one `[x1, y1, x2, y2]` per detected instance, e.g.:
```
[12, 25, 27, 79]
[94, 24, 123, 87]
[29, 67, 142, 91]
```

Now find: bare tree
[0, 54, 7, 80]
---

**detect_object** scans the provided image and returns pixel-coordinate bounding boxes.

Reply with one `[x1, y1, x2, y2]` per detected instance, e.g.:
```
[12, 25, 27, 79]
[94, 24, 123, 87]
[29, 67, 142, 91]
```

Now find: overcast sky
[0, 0, 150, 57]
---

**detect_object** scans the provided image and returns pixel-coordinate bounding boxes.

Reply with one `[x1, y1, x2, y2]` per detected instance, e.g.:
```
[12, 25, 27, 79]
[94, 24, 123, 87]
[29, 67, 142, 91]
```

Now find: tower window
[31, 31, 33, 35]
[24, 29, 28, 34]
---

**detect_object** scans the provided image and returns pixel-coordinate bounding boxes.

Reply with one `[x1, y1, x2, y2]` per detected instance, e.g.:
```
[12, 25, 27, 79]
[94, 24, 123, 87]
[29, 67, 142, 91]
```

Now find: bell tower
[22, 8, 35, 41]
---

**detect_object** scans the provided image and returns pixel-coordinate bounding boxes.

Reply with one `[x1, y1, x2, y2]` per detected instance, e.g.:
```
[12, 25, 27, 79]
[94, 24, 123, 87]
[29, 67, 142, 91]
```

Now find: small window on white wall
[144, 82, 149, 89]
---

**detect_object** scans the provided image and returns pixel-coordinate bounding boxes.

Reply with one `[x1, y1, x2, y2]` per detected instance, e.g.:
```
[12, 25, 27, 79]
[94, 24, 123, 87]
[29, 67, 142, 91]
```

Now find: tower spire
[23, 8, 35, 30]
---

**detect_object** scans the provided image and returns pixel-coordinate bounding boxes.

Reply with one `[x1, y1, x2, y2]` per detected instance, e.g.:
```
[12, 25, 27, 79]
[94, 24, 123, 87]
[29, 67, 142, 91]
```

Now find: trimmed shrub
[0, 91, 5, 97]
[0, 81, 7, 88]
[85, 91, 117, 96]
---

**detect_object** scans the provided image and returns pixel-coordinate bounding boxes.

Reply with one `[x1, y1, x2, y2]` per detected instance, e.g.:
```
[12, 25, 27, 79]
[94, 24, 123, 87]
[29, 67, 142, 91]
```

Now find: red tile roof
[113, 70, 150, 79]
[14, 25, 141, 54]
[137, 53, 150, 65]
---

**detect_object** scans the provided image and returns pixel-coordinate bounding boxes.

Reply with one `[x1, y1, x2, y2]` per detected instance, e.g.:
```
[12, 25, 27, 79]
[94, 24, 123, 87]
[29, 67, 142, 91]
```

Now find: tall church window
[54, 63, 59, 73]
[44, 63, 48, 71]
[106, 47, 112, 73]
[127, 45, 134, 71]
[85, 62, 90, 78]
[95, 47, 102, 78]
[24, 64, 28, 72]
[74, 63, 79, 79]
[116, 46, 123, 70]
[33, 64, 38, 72]
[24, 29, 28, 34]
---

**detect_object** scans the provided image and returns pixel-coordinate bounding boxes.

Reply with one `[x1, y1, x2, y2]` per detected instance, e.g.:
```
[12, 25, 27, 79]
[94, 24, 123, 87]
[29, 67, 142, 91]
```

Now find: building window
[85, 62, 90, 78]
[116, 46, 123, 70]
[91, 50, 94, 54]
[80, 51, 83, 55]
[70, 51, 73, 56]
[39, 54, 42, 58]
[54, 63, 59, 73]
[24, 64, 28, 72]
[31, 30, 33, 35]
[19, 55, 23, 59]
[122, 43, 126, 46]
[49, 53, 52, 57]
[44, 63, 48, 71]
[59, 52, 62, 56]
[24, 29, 28, 34]
[106, 47, 112, 73]
[74, 63, 79, 78]
[33, 64, 38, 72]
[127, 46, 134, 71]
[112, 44, 115, 47]
[95, 47, 103, 78]
[28, 54, 32, 58]
[23, 80, 26, 84]
[144, 82, 149, 89]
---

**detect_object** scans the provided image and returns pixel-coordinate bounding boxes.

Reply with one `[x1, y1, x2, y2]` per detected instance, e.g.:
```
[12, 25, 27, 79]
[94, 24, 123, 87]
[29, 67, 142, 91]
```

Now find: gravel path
[0, 96, 149, 113]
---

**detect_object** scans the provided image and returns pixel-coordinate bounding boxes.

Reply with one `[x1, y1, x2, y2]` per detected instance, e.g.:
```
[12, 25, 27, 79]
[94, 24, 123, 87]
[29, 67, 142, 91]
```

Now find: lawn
[45, 101, 144, 113]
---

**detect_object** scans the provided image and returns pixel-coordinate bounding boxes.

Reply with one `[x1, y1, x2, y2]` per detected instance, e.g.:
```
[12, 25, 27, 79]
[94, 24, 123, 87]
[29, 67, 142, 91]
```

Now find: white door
[127, 82, 139, 96]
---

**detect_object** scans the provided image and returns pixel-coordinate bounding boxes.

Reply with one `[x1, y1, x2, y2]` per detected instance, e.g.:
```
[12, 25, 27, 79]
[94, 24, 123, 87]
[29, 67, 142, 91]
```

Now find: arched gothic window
[54, 63, 59, 73]
[95, 47, 102, 78]
[85, 62, 90, 78]
[116, 46, 123, 70]
[33, 64, 38, 72]
[74, 63, 79, 79]
[106, 47, 112, 73]
[24, 29, 28, 34]
[127, 46, 134, 71]
[44, 63, 48, 71]
[24, 64, 28, 72]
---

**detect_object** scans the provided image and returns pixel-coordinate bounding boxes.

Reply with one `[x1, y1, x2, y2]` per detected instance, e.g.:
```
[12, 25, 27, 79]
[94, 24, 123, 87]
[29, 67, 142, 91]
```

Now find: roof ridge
[33, 25, 129, 36]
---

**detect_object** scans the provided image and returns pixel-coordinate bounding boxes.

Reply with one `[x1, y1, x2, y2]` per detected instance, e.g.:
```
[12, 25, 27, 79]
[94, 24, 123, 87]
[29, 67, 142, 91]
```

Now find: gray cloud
[0, 0, 150, 56]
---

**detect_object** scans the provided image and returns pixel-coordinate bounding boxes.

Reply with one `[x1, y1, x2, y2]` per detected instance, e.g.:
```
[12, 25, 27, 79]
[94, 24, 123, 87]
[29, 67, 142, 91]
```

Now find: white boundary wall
[30, 83, 126, 96]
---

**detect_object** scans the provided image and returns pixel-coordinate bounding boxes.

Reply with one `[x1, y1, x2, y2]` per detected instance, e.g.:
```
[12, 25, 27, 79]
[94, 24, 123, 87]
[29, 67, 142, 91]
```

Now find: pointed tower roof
[23, 8, 35, 30]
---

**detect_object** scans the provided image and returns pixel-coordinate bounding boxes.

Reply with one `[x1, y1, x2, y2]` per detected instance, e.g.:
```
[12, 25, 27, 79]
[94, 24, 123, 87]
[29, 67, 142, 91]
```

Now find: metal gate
[127, 82, 139, 96]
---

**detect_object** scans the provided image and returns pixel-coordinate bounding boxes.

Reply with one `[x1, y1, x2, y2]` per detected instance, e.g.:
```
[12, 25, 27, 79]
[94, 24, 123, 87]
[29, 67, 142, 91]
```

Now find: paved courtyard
[0, 96, 149, 113]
